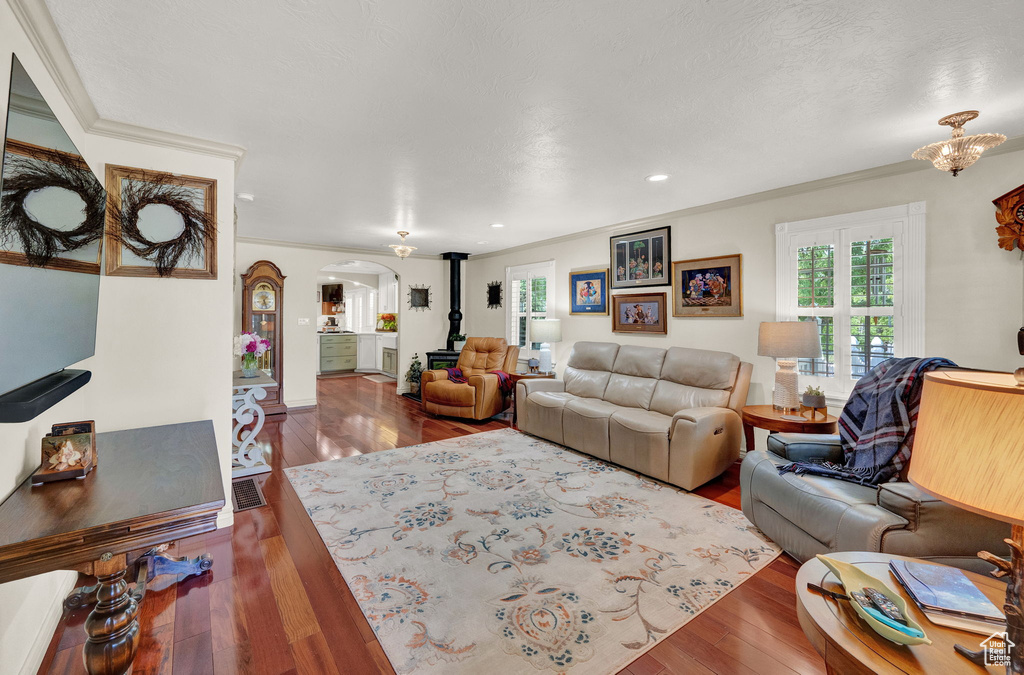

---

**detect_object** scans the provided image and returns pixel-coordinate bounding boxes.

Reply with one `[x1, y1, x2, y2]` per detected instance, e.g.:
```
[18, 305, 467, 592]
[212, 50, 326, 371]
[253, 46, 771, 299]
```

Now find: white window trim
[775, 202, 926, 405]
[506, 260, 556, 360]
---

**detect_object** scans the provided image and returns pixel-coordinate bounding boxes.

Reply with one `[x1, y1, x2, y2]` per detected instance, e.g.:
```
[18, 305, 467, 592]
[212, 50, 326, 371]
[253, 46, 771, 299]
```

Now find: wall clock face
[253, 282, 275, 311]
[1016, 204, 1024, 223]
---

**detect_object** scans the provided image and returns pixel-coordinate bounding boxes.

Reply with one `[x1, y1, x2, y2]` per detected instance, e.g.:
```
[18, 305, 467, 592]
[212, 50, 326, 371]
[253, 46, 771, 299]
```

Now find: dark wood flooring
[38, 376, 825, 675]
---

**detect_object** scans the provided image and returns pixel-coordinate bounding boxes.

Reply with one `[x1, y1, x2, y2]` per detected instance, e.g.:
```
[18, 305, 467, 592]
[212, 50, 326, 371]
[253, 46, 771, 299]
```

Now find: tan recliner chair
[421, 338, 520, 420]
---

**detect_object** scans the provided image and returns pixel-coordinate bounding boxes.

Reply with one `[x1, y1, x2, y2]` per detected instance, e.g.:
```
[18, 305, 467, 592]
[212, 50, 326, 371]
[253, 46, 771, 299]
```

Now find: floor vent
[231, 477, 267, 512]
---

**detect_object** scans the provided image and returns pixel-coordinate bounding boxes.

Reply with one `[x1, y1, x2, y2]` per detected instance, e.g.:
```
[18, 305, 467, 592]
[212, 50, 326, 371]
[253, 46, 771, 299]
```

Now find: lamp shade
[530, 319, 562, 343]
[757, 321, 821, 359]
[909, 370, 1024, 526]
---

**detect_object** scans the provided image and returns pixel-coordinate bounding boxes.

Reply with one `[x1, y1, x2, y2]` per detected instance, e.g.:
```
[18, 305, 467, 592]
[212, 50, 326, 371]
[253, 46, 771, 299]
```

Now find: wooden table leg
[83, 554, 140, 675]
[743, 422, 755, 453]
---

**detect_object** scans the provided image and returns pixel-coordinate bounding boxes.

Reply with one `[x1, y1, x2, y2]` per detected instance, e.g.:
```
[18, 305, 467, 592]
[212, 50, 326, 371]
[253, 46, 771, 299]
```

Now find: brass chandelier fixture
[912, 110, 1005, 177]
[389, 231, 416, 259]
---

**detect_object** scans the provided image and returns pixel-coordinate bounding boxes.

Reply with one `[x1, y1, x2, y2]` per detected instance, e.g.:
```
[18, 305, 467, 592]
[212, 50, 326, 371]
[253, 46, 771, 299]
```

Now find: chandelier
[912, 110, 1005, 177]
[389, 231, 417, 259]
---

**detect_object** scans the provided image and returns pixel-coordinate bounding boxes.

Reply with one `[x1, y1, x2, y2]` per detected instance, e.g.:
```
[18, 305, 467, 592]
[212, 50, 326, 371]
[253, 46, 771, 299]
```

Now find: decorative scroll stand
[232, 370, 277, 477]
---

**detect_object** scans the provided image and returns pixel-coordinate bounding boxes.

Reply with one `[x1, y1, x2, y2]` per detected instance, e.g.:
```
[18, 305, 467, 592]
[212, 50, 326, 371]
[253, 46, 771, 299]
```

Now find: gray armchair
[741, 433, 1010, 574]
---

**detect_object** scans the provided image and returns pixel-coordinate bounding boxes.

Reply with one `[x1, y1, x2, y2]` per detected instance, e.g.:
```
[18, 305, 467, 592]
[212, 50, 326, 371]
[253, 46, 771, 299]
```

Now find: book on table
[889, 559, 1005, 635]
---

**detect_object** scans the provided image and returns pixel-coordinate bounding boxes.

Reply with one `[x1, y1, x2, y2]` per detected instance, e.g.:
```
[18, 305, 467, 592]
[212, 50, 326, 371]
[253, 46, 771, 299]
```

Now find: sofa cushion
[608, 409, 672, 481]
[649, 380, 730, 417]
[660, 346, 739, 390]
[564, 367, 611, 399]
[603, 374, 657, 410]
[567, 341, 620, 371]
[562, 398, 623, 461]
[423, 379, 475, 407]
[612, 345, 666, 378]
[523, 391, 576, 445]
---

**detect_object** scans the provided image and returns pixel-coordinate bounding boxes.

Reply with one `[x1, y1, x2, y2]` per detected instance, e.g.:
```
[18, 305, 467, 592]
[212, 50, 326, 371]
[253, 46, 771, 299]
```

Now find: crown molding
[7, 0, 246, 167]
[236, 236, 439, 260]
[469, 135, 1024, 261]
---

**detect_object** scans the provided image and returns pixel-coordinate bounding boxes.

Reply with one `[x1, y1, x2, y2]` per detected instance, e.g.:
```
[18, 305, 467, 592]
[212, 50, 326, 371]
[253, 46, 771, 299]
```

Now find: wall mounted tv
[0, 55, 103, 419]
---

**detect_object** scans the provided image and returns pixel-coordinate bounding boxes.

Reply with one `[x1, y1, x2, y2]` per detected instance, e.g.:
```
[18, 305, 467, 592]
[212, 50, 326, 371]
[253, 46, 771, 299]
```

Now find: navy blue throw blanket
[778, 357, 956, 486]
[443, 368, 514, 395]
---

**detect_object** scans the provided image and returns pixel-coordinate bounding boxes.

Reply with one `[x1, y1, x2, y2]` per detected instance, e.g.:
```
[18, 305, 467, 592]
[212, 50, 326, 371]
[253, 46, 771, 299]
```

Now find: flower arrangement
[235, 331, 271, 376]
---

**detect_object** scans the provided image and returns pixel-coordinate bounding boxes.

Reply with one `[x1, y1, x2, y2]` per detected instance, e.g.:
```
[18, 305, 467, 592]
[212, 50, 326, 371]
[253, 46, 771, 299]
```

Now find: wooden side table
[509, 371, 555, 427]
[740, 404, 838, 452]
[796, 552, 1001, 674]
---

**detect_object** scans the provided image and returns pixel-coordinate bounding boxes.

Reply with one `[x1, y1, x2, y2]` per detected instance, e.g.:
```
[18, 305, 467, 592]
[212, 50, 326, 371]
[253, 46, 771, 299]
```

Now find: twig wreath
[105, 164, 217, 279]
[0, 147, 105, 268]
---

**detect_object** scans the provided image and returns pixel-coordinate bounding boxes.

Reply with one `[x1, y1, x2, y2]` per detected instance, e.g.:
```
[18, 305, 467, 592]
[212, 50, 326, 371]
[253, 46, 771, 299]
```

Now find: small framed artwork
[611, 292, 668, 334]
[569, 268, 609, 315]
[105, 164, 217, 279]
[672, 254, 742, 317]
[486, 281, 502, 309]
[610, 226, 671, 289]
[409, 285, 431, 311]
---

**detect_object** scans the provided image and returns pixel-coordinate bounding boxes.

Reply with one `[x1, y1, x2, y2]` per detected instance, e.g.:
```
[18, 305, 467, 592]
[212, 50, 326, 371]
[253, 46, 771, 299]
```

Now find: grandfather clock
[241, 260, 286, 415]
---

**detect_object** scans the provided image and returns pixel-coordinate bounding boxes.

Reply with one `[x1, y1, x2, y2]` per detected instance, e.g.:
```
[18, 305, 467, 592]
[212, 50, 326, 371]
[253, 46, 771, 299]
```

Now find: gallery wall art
[612, 292, 667, 334]
[105, 164, 217, 279]
[610, 226, 671, 289]
[672, 254, 742, 317]
[569, 268, 609, 315]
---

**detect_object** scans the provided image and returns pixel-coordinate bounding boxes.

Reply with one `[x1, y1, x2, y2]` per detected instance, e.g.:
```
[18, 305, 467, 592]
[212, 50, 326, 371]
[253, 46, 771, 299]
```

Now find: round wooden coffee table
[796, 551, 1003, 674]
[740, 404, 838, 452]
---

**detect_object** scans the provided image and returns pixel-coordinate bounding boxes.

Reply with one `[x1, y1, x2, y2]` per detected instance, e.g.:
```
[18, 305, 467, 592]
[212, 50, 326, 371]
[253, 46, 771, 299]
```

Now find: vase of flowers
[235, 332, 271, 378]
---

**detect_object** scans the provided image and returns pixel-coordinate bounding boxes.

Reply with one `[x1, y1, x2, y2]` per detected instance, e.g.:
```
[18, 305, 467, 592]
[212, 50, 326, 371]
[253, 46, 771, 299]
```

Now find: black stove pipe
[442, 252, 469, 350]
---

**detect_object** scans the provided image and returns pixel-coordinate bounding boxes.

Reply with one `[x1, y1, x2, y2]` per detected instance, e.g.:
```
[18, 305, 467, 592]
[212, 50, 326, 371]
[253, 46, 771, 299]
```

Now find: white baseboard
[18, 571, 77, 675]
[285, 398, 317, 409]
[216, 508, 235, 530]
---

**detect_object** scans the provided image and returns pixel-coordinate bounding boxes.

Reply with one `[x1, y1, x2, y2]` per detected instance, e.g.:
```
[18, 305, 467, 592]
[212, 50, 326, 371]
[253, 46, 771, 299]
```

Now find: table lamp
[530, 319, 561, 374]
[910, 370, 1024, 672]
[757, 321, 822, 411]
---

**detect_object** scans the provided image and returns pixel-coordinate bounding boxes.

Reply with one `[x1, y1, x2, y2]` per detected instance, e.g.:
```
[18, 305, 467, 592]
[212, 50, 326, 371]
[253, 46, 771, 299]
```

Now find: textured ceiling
[44, 0, 1024, 255]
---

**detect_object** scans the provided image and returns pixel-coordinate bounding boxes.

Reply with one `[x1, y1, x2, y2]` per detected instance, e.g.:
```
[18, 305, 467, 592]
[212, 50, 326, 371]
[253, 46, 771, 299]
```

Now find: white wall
[0, 4, 236, 672]
[466, 148, 1024, 417]
[236, 240, 456, 403]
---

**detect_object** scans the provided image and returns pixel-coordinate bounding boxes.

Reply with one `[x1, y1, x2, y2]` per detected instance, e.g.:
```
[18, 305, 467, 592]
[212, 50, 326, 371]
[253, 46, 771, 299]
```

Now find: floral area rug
[286, 428, 779, 674]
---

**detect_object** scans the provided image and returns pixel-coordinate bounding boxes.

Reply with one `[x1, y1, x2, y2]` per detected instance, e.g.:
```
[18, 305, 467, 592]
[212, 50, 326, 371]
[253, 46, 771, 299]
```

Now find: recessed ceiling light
[328, 276, 336, 280]
[235, 192, 255, 202]
[477, 241, 488, 245]
[645, 174, 670, 182]
[490, 223, 504, 228]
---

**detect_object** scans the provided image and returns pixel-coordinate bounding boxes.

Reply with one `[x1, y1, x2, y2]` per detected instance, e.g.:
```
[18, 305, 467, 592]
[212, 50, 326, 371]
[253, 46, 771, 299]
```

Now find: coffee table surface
[796, 551, 1002, 674]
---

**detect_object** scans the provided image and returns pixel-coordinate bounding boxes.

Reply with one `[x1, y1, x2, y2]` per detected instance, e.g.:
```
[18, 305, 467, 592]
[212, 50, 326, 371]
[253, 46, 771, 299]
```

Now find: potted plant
[234, 331, 271, 378]
[406, 353, 423, 395]
[450, 333, 467, 351]
[802, 384, 826, 409]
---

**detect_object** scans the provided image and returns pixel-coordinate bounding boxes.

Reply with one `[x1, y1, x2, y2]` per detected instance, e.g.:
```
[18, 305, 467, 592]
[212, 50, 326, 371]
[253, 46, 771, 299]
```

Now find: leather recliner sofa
[517, 341, 752, 490]
[741, 433, 1010, 574]
[421, 337, 520, 420]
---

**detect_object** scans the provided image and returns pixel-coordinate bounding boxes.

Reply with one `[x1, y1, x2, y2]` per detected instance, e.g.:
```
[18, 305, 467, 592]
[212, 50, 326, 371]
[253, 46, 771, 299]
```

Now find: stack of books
[889, 559, 1004, 635]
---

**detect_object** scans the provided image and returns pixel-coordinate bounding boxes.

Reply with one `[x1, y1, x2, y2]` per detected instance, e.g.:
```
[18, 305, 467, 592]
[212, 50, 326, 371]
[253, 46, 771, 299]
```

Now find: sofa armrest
[766, 433, 844, 463]
[468, 373, 500, 412]
[670, 406, 737, 440]
[420, 369, 449, 385]
[518, 379, 565, 396]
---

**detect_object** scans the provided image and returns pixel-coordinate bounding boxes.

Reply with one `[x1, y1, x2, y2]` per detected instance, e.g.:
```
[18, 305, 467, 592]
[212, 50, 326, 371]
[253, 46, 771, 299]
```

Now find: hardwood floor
[38, 376, 825, 675]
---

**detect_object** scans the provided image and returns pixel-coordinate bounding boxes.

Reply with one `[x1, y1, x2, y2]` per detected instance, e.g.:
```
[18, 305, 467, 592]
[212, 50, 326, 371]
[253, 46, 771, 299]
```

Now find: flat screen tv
[0, 55, 104, 399]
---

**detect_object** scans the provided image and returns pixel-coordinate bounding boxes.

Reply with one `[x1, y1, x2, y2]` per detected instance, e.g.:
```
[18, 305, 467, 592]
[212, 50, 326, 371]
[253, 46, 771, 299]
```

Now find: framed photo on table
[569, 268, 609, 315]
[672, 254, 742, 317]
[610, 226, 671, 289]
[611, 292, 667, 334]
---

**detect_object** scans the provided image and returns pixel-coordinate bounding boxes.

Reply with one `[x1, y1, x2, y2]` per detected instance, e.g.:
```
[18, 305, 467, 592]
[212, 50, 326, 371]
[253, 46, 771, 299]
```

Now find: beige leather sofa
[517, 341, 752, 490]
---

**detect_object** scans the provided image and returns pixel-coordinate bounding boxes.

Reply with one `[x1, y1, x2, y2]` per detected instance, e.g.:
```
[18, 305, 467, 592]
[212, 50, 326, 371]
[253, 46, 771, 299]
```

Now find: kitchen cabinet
[378, 273, 399, 313]
[320, 334, 356, 372]
[382, 347, 398, 376]
[356, 334, 377, 370]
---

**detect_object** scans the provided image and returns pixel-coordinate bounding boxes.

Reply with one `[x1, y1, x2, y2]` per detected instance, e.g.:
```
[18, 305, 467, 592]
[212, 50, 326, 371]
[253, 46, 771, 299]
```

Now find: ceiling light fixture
[491, 223, 504, 228]
[235, 192, 255, 202]
[912, 110, 1005, 177]
[645, 174, 670, 182]
[328, 276, 336, 280]
[389, 231, 417, 259]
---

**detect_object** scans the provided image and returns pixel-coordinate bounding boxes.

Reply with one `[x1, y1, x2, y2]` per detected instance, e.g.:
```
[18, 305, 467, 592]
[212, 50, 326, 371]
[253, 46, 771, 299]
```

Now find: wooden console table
[0, 421, 224, 675]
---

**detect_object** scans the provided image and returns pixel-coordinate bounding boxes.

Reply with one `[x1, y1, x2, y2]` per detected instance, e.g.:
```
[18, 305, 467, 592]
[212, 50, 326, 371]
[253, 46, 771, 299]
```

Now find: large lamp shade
[757, 321, 822, 359]
[909, 370, 1024, 525]
[530, 319, 562, 344]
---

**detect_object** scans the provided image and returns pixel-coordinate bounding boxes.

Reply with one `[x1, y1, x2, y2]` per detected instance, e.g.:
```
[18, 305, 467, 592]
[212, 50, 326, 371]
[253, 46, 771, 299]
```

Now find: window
[507, 260, 555, 358]
[776, 202, 925, 402]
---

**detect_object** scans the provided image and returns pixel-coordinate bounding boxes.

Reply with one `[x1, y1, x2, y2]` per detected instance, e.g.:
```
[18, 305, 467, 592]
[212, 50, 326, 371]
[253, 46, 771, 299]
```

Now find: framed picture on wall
[671, 254, 742, 317]
[610, 226, 671, 289]
[611, 292, 667, 334]
[569, 268, 609, 315]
